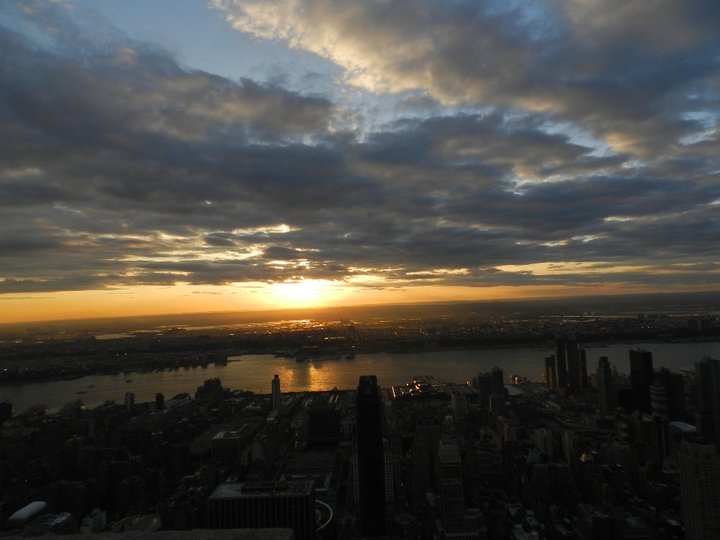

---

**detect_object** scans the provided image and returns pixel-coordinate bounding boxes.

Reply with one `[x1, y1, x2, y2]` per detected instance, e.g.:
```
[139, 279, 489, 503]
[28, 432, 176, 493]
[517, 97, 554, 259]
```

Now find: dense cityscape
[1, 299, 720, 539]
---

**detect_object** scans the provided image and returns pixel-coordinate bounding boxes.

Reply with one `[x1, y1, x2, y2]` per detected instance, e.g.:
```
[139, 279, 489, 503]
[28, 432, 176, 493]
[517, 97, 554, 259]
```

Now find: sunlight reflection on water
[3, 341, 720, 414]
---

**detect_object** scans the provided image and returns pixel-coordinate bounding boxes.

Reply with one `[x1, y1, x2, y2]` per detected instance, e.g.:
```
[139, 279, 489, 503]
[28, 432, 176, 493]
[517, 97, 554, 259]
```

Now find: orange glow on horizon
[0, 280, 715, 325]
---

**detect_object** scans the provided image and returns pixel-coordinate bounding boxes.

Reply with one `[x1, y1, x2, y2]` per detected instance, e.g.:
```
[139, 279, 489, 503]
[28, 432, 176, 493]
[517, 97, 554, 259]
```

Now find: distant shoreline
[1, 335, 718, 386]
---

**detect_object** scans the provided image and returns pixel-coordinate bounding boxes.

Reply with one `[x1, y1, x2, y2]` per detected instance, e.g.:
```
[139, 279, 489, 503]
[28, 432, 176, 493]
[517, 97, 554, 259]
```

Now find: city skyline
[2, 0, 720, 324]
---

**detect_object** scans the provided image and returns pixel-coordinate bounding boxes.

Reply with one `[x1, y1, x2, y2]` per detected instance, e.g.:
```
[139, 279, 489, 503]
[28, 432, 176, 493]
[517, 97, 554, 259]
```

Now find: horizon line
[2, 289, 719, 329]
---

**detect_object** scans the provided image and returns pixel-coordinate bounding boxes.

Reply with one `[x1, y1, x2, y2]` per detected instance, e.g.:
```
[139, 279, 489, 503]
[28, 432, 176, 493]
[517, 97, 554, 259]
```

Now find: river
[2, 341, 719, 414]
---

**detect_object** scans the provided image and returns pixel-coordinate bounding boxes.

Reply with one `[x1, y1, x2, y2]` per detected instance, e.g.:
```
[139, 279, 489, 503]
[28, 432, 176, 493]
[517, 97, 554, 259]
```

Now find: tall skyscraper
[0, 401, 12, 423]
[566, 338, 582, 393]
[597, 357, 615, 415]
[652, 368, 685, 421]
[271, 374, 281, 412]
[694, 358, 720, 451]
[545, 356, 556, 390]
[579, 347, 588, 390]
[490, 366, 504, 396]
[475, 371, 492, 408]
[679, 438, 720, 540]
[629, 349, 654, 413]
[411, 417, 441, 509]
[356, 375, 386, 536]
[650, 382, 669, 421]
[555, 338, 568, 390]
[307, 393, 341, 445]
[553, 336, 586, 393]
[124, 392, 135, 415]
[435, 438, 467, 535]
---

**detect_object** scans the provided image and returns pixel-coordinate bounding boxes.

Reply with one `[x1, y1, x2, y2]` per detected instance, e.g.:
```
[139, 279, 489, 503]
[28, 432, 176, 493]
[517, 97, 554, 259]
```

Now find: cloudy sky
[1, 0, 719, 323]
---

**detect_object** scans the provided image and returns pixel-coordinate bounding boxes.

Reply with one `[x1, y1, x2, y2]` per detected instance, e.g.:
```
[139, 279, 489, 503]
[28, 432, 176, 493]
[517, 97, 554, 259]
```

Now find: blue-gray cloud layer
[1, 0, 719, 295]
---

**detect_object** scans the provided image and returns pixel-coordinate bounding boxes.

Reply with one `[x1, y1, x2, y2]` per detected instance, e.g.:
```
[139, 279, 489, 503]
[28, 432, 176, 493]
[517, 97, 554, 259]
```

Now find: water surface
[2, 341, 718, 414]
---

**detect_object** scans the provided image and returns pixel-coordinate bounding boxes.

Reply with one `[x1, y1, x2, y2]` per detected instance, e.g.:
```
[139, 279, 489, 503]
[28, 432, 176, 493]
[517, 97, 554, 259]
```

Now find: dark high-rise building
[597, 357, 615, 415]
[566, 338, 582, 393]
[271, 374, 281, 412]
[212, 430, 249, 466]
[650, 382, 669, 421]
[435, 439, 467, 535]
[679, 438, 720, 540]
[579, 348, 588, 390]
[490, 366, 504, 396]
[629, 349, 654, 413]
[411, 417, 440, 509]
[356, 375, 386, 536]
[554, 336, 586, 392]
[545, 356, 556, 390]
[0, 401, 12, 423]
[489, 393, 506, 416]
[617, 388, 635, 412]
[694, 358, 720, 451]
[555, 338, 568, 390]
[154, 393, 164, 411]
[124, 392, 135, 415]
[653, 368, 685, 421]
[307, 393, 341, 445]
[475, 371, 492, 408]
[450, 390, 469, 422]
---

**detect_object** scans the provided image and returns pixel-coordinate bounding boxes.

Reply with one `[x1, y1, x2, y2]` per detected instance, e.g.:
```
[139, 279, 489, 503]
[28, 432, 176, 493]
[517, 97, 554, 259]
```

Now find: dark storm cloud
[204, 234, 238, 248]
[263, 246, 308, 261]
[359, 113, 592, 183]
[0, 276, 113, 294]
[0, 233, 65, 254]
[0, 0, 719, 297]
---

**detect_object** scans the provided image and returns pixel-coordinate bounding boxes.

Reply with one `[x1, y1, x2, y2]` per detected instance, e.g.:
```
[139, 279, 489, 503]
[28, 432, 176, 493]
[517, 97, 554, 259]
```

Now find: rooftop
[2, 531, 294, 540]
[210, 480, 315, 499]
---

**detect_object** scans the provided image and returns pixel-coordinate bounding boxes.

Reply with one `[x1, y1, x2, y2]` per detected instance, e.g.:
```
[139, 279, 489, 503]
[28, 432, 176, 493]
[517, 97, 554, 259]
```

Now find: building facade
[356, 375, 386, 536]
[207, 480, 316, 540]
[679, 439, 720, 540]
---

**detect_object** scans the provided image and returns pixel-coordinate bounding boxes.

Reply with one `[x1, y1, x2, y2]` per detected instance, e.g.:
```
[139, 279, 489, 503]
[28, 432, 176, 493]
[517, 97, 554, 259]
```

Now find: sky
[1, 0, 719, 324]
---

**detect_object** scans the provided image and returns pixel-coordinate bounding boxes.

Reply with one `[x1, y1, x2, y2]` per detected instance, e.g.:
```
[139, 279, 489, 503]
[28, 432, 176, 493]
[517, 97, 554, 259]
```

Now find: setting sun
[268, 279, 345, 308]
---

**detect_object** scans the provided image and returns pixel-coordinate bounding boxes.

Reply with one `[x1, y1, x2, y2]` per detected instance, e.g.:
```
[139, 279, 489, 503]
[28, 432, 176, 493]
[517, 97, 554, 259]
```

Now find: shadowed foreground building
[652, 368, 685, 421]
[554, 339, 568, 390]
[356, 375, 386, 537]
[597, 356, 615, 416]
[679, 438, 720, 540]
[577, 503, 622, 540]
[435, 438, 483, 538]
[2, 532, 293, 540]
[544, 356, 556, 391]
[207, 480, 315, 540]
[411, 417, 441, 509]
[694, 357, 720, 451]
[629, 349, 653, 413]
[551, 337, 586, 394]
[272, 374, 281, 412]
